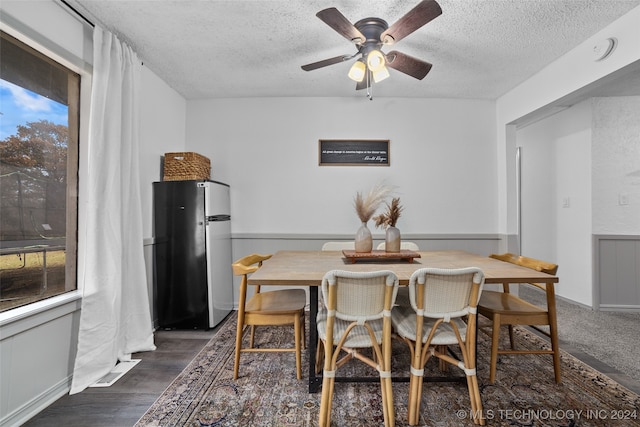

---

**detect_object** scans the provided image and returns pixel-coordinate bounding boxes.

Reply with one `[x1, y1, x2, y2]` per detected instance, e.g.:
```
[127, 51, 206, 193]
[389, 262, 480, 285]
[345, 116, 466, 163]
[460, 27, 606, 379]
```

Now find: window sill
[0, 291, 82, 339]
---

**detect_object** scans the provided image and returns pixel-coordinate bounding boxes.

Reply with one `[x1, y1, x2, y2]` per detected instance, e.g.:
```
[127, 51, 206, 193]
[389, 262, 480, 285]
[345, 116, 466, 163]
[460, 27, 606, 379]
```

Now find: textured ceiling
[64, 0, 640, 100]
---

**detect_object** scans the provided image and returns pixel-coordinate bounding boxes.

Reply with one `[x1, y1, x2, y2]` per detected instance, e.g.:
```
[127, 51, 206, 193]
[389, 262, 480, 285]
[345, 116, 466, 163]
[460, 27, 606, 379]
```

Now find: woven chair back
[409, 267, 485, 319]
[321, 242, 355, 251]
[321, 270, 398, 322]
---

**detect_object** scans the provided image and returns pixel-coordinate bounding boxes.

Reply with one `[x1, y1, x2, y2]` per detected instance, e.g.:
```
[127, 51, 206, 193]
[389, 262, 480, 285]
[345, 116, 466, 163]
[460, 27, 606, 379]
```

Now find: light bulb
[372, 66, 390, 83]
[348, 60, 366, 82]
[367, 50, 385, 72]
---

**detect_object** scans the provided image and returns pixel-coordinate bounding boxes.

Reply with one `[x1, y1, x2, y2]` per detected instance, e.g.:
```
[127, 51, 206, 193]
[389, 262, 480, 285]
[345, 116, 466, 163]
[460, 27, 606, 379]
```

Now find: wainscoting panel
[594, 235, 640, 310]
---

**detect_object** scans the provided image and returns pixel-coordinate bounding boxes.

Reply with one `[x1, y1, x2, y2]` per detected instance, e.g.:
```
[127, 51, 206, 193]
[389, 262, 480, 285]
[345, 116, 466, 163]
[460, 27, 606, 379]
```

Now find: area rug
[136, 314, 640, 426]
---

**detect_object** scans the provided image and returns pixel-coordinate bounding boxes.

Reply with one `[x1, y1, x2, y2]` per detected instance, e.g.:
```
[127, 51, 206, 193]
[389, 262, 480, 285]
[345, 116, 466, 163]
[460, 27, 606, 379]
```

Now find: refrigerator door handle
[206, 214, 231, 223]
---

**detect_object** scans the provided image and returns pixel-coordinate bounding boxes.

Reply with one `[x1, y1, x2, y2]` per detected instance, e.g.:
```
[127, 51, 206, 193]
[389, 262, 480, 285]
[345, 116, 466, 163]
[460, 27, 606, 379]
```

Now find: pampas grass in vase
[353, 183, 393, 252]
[374, 197, 403, 252]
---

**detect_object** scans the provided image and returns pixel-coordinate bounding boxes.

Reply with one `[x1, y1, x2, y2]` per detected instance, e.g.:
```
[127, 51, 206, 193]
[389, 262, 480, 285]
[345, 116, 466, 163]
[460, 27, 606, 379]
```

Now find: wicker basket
[163, 152, 211, 181]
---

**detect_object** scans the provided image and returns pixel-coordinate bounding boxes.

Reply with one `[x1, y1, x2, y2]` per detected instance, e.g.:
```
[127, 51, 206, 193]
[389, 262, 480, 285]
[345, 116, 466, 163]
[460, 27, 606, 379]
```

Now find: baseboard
[598, 305, 640, 312]
[0, 375, 71, 427]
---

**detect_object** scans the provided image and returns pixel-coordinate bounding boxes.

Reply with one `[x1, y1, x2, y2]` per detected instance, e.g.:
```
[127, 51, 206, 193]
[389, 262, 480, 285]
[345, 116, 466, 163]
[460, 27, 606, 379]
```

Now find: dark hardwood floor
[22, 327, 220, 427]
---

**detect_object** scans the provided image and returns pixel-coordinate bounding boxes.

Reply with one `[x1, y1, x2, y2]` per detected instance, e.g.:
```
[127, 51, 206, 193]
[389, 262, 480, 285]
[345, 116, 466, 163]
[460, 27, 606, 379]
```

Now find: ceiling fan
[301, 0, 442, 92]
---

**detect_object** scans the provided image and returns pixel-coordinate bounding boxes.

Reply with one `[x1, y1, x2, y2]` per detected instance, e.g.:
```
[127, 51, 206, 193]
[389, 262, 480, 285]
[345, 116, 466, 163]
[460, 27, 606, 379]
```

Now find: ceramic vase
[354, 222, 373, 253]
[385, 226, 401, 253]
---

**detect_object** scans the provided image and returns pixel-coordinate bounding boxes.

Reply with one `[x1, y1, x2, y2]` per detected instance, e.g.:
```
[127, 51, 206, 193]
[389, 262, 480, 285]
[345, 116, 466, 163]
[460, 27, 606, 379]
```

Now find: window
[0, 31, 79, 312]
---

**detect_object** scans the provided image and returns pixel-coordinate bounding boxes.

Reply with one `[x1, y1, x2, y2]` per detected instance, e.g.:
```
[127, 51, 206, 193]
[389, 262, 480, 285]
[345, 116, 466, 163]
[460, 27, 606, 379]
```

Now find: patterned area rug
[136, 314, 640, 426]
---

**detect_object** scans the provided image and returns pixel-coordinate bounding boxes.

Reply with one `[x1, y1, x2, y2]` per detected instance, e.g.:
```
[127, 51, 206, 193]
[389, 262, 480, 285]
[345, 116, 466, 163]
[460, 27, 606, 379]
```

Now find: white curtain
[70, 27, 156, 395]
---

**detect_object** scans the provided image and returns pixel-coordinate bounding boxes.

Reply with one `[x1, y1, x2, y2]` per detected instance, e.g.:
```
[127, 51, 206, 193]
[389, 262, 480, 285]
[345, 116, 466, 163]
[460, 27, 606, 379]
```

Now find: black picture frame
[318, 139, 390, 166]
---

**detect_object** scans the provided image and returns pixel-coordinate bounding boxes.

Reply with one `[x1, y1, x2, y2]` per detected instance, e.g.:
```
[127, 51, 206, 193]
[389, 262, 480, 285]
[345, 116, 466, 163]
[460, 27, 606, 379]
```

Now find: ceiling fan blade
[385, 51, 433, 80]
[301, 55, 352, 71]
[316, 7, 366, 44]
[381, 0, 442, 45]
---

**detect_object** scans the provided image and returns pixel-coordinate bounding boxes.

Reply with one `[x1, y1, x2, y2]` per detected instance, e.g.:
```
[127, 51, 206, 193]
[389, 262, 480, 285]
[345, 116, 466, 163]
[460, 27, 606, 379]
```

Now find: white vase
[385, 226, 401, 253]
[354, 222, 373, 253]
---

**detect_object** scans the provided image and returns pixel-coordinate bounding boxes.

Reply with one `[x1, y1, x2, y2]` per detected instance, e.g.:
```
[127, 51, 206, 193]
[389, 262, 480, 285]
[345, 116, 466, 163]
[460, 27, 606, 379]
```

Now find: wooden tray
[342, 250, 421, 264]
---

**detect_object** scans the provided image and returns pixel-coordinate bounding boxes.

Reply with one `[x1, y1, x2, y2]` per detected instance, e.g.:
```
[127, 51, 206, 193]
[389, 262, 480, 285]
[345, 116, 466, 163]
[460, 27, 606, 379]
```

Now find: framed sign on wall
[318, 139, 390, 166]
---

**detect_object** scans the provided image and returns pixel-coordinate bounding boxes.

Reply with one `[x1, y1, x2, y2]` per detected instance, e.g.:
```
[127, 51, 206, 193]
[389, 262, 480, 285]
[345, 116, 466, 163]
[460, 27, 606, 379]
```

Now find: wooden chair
[232, 254, 306, 380]
[321, 241, 354, 250]
[477, 253, 560, 384]
[317, 270, 399, 427]
[392, 267, 485, 426]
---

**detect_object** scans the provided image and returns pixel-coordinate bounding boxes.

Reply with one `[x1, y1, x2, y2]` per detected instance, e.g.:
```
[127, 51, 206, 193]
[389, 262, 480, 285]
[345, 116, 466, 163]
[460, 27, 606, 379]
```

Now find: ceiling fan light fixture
[366, 49, 386, 71]
[348, 59, 367, 82]
[302, 2, 443, 93]
[372, 65, 390, 83]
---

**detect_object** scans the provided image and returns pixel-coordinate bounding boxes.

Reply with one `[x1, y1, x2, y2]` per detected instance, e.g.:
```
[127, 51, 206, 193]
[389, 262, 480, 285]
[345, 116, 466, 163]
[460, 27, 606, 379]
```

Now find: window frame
[0, 22, 90, 324]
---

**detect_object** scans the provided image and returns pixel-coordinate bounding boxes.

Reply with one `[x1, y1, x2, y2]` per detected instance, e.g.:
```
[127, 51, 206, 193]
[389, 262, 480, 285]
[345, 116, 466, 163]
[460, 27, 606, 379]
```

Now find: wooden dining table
[247, 250, 559, 393]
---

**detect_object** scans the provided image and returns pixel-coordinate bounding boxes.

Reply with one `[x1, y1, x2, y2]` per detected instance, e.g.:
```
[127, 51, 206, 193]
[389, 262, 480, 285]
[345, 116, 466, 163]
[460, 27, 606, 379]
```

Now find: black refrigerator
[153, 180, 233, 329]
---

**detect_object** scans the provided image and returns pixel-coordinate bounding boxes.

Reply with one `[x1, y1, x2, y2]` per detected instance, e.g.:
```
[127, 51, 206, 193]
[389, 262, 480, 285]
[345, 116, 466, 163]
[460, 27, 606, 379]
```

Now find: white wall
[555, 104, 593, 305]
[517, 122, 558, 260]
[186, 97, 497, 236]
[592, 96, 640, 234]
[517, 100, 593, 305]
[139, 68, 187, 238]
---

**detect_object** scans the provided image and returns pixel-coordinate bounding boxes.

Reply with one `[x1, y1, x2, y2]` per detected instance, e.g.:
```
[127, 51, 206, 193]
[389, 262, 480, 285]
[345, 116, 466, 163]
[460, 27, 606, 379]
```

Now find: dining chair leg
[294, 313, 302, 380]
[437, 345, 448, 372]
[249, 325, 256, 348]
[460, 334, 480, 418]
[318, 374, 335, 427]
[318, 337, 336, 427]
[234, 312, 245, 380]
[457, 338, 484, 426]
[302, 312, 307, 349]
[380, 376, 394, 427]
[380, 348, 395, 427]
[508, 325, 516, 350]
[407, 371, 424, 426]
[547, 286, 562, 383]
[462, 361, 484, 425]
[465, 375, 476, 417]
[386, 377, 396, 427]
[407, 374, 417, 425]
[415, 373, 425, 425]
[380, 377, 388, 427]
[470, 375, 485, 425]
[380, 322, 395, 427]
[550, 321, 561, 383]
[464, 375, 485, 425]
[489, 313, 501, 383]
